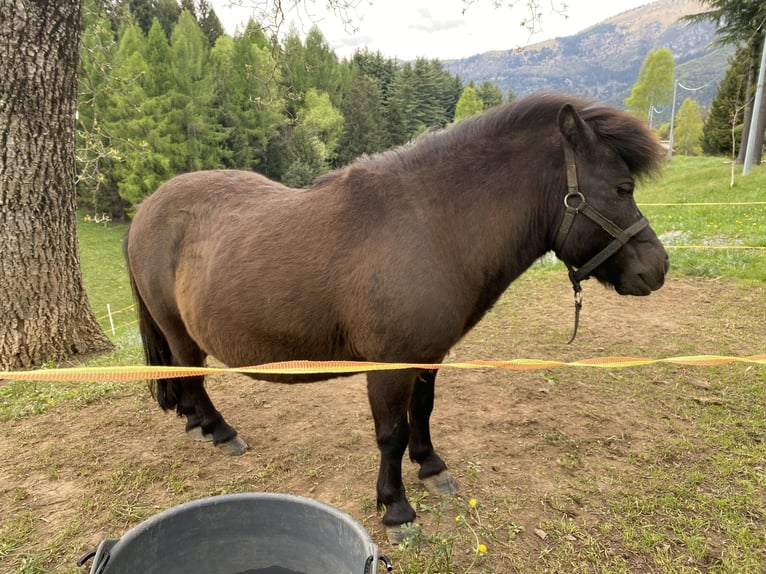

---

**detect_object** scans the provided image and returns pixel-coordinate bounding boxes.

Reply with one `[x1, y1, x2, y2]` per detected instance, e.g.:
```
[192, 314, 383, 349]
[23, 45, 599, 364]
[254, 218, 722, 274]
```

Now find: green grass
[637, 156, 766, 282]
[76, 215, 135, 339]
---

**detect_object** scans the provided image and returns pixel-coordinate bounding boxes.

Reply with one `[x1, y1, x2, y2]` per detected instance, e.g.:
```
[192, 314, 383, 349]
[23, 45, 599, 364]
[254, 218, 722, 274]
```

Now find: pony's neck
[402, 143, 556, 302]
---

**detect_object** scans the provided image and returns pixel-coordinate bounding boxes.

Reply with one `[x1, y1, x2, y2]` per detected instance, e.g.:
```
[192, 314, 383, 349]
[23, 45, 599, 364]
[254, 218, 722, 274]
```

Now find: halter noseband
[553, 139, 649, 343]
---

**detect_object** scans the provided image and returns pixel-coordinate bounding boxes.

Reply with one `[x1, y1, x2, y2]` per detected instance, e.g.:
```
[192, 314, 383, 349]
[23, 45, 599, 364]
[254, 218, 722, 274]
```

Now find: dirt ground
[1, 270, 765, 572]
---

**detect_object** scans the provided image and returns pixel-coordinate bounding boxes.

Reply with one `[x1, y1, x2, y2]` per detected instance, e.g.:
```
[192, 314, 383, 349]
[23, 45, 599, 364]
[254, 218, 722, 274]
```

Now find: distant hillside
[444, 0, 732, 117]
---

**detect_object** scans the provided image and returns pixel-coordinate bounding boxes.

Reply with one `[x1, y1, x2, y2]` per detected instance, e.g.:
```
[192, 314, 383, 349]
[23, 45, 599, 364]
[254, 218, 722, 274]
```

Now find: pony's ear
[558, 103, 590, 149]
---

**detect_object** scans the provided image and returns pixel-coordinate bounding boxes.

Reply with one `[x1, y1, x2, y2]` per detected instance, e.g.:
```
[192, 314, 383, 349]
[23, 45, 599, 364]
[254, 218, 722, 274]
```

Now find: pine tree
[338, 70, 388, 164]
[352, 49, 397, 106]
[77, 0, 125, 217]
[701, 48, 749, 156]
[104, 21, 171, 208]
[198, 0, 224, 47]
[303, 27, 346, 107]
[166, 10, 222, 173]
[477, 80, 504, 110]
[684, 0, 766, 163]
[387, 63, 420, 144]
[214, 20, 284, 171]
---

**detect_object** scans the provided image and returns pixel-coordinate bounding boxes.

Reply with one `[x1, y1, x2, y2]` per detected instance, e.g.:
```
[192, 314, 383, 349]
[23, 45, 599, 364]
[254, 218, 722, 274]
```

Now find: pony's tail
[124, 233, 178, 412]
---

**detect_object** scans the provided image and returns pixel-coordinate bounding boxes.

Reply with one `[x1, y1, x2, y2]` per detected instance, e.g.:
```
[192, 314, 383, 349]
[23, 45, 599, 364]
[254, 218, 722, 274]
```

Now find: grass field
[1, 156, 765, 574]
[636, 156, 766, 282]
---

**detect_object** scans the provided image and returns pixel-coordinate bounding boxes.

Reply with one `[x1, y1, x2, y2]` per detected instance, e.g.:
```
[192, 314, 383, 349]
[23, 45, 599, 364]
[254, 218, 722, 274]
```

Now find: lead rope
[560, 140, 583, 344]
[566, 262, 583, 344]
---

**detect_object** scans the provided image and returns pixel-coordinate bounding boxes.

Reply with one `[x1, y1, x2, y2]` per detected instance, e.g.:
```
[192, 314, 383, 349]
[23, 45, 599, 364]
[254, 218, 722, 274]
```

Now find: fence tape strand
[1, 355, 764, 383]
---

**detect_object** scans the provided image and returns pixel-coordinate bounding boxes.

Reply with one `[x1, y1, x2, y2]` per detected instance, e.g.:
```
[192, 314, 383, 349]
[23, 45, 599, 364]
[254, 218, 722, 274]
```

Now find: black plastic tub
[81, 493, 389, 574]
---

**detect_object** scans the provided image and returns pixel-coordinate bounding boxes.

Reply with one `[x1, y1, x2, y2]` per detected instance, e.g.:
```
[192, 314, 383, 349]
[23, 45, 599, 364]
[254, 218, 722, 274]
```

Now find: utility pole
[743, 32, 766, 175]
[667, 81, 678, 160]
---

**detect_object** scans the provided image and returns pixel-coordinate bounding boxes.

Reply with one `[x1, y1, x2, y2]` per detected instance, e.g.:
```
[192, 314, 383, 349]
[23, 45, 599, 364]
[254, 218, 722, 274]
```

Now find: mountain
[443, 0, 732, 116]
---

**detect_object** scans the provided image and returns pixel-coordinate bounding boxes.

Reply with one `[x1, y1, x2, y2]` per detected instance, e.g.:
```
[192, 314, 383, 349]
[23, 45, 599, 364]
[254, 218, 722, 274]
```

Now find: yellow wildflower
[477, 543, 487, 554]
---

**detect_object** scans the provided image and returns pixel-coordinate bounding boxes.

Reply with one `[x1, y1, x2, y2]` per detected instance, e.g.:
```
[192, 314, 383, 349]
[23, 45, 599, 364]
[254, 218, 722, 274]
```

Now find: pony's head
[551, 100, 669, 296]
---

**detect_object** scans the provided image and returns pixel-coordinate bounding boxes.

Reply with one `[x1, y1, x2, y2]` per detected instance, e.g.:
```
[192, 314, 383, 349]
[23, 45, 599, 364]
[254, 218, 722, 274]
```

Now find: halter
[553, 139, 649, 343]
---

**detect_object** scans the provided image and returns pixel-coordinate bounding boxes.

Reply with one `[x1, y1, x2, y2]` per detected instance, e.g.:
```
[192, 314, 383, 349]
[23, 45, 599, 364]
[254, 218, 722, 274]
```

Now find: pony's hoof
[421, 470, 459, 496]
[186, 425, 214, 442]
[385, 525, 407, 545]
[216, 435, 248, 456]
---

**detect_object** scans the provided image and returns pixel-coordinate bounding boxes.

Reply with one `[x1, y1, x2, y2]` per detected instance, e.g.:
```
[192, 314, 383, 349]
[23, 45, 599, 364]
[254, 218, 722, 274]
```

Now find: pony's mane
[317, 92, 664, 188]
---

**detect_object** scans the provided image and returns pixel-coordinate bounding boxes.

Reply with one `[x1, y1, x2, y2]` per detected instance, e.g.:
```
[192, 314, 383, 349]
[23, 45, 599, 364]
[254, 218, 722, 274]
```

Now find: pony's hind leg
[155, 330, 247, 456]
[408, 370, 459, 496]
[177, 376, 248, 456]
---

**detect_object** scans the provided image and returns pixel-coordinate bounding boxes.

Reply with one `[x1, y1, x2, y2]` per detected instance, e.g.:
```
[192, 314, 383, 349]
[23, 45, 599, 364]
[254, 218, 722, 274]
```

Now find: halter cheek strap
[553, 139, 649, 343]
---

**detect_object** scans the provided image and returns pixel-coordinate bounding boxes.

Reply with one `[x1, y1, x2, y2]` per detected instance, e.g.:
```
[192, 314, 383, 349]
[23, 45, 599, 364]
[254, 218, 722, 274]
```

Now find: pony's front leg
[367, 370, 417, 543]
[408, 369, 459, 496]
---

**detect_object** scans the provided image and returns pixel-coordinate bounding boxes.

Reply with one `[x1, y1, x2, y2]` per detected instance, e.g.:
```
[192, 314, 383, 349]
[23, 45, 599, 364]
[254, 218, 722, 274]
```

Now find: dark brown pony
[126, 92, 668, 539]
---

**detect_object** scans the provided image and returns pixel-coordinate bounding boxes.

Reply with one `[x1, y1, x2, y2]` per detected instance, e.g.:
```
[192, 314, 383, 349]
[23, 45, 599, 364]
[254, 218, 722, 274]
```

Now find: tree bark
[0, 0, 113, 370]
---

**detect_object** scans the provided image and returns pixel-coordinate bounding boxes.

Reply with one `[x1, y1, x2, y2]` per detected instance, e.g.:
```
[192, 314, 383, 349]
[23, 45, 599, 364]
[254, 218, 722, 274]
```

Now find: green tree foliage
[338, 70, 388, 164]
[166, 10, 221, 173]
[674, 97, 703, 155]
[77, 0, 124, 216]
[454, 85, 484, 121]
[386, 58, 461, 145]
[702, 48, 750, 156]
[105, 21, 171, 208]
[477, 80, 504, 110]
[285, 88, 344, 179]
[625, 47, 675, 126]
[197, 0, 224, 46]
[154, 0, 182, 37]
[75, 7, 472, 213]
[684, 0, 766, 163]
[211, 21, 285, 171]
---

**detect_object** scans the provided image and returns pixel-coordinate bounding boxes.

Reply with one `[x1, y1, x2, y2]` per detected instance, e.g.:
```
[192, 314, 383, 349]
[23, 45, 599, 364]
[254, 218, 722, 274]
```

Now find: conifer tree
[702, 48, 749, 156]
[477, 80, 504, 110]
[198, 0, 224, 46]
[105, 21, 171, 208]
[77, 0, 123, 216]
[338, 70, 388, 164]
[166, 10, 222, 173]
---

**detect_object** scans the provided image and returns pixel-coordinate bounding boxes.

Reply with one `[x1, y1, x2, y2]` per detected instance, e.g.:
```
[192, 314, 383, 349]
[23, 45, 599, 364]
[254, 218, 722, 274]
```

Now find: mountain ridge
[443, 0, 731, 114]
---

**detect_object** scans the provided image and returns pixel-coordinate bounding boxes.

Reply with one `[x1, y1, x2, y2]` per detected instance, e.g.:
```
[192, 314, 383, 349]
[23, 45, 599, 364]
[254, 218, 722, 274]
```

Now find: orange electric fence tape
[1, 355, 765, 383]
[664, 245, 766, 251]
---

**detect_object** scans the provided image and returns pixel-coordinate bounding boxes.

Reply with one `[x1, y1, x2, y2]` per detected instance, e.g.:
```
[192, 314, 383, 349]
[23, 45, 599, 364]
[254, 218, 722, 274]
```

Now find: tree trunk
[0, 0, 113, 370]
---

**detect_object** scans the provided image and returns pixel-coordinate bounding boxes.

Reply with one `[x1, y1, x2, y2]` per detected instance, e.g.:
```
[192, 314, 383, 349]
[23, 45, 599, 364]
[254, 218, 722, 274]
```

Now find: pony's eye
[617, 183, 634, 196]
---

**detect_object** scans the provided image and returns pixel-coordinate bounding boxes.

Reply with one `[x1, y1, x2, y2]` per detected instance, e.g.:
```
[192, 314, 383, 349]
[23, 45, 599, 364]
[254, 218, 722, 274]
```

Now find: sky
[212, 0, 651, 61]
